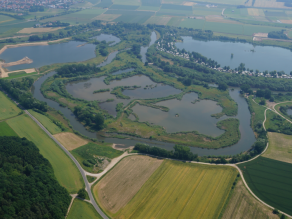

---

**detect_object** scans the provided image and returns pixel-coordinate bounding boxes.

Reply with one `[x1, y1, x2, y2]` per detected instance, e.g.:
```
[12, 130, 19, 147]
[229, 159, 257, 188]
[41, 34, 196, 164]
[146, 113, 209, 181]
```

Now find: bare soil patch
[280, 19, 292, 24]
[253, 32, 268, 37]
[94, 155, 163, 214]
[2, 57, 32, 68]
[47, 92, 58, 97]
[53, 132, 88, 150]
[183, 2, 197, 6]
[18, 27, 64, 34]
[222, 179, 278, 219]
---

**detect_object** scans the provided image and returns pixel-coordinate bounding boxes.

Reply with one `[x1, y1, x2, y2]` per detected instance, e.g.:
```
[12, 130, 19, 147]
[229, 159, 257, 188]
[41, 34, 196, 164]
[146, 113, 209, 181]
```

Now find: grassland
[7, 114, 84, 193]
[0, 121, 17, 136]
[248, 97, 266, 132]
[72, 142, 123, 173]
[28, 109, 62, 135]
[263, 132, 292, 164]
[67, 199, 102, 219]
[0, 91, 21, 120]
[238, 156, 292, 215]
[94, 155, 164, 216]
[53, 132, 88, 150]
[222, 179, 278, 219]
[5, 71, 37, 79]
[97, 159, 237, 219]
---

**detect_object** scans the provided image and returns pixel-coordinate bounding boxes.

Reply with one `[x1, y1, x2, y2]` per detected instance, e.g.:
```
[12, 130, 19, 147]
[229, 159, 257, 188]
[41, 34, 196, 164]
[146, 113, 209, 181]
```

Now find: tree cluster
[73, 106, 105, 130]
[0, 78, 48, 112]
[268, 30, 289, 40]
[0, 136, 71, 218]
[56, 64, 100, 78]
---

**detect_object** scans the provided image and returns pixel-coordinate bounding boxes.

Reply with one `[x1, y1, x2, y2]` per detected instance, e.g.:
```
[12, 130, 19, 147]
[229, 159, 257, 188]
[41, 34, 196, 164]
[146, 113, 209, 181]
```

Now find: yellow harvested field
[248, 8, 264, 16]
[183, 2, 197, 6]
[263, 132, 292, 164]
[254, 0, 286, 8]
[92, 14, 121, 21]
[18, 27, 64, 34]
[94, 155, 163, 215]
[280, 19, 292, 24]
[97, 159, 237, 219]
[144, 16, 172, 25]
[222, 179, 278, 219]
[253, 32, 268, 37]
[53, 132, 88, 150]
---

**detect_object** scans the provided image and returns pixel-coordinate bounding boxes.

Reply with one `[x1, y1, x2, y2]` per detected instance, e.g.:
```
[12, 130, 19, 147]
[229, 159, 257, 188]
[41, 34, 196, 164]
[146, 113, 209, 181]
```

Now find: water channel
[175, 36, 292, 73]
[90, 33, 121, 46]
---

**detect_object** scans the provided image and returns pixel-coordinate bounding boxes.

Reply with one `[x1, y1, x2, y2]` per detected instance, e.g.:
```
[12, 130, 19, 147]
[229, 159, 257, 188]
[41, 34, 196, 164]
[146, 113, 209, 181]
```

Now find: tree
[281, 214, 286, 219]
[273, 209, 279, 214]
[218, 82, 228, 91]
[259, 99, 266, 105]
[95, 113, 104, 130]
[240, 84, 250, 93]
[77, 188, 87, 199]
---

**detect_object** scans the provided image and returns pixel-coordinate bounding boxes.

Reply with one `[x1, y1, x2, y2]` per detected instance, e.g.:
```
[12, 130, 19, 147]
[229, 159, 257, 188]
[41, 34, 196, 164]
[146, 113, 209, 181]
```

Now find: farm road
[25, 110, 109, 219]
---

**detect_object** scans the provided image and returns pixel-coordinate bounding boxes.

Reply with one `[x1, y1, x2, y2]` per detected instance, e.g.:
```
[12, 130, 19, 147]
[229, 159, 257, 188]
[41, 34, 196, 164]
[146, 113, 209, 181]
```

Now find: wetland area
[3, 32, 258, 156]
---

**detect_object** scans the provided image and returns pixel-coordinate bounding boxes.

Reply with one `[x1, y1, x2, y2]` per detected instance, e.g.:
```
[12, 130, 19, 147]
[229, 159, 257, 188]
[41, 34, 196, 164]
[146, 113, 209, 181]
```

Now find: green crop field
[238, 156, 292, 215]
[141, 0, 161, 7]
[167, 17, 183, 26]
[110, 4, 139, 10]
[7, 114, 84, 193]
[113, 160, 237, 219]
[107, 10, 154, 23]
[0, 121, 17, 136]
[28, 109, 62, 135]
[179, 18, 205, 29]
[6, 71, 37, 79]
[138, 6, 161, 11]
[71, 142, 122, 173]
[0, 14, 14, 23]
[113, 0, 140, 6]
[0, 91, 22, 120]
[67, 199, 102, 219]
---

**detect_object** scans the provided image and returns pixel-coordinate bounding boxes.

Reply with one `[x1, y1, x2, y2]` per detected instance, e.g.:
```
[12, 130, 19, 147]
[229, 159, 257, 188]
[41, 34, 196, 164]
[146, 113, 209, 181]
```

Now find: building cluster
[0, 0, 74, 11]
[156, 33, 292, 79]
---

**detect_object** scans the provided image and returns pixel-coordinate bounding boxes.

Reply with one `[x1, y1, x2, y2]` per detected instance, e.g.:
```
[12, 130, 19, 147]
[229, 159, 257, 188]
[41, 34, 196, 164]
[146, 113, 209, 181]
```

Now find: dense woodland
[0, 78, 47, 112]
[0, 136, 71, 218]
[73, 106, 105, 130]
[268, 30, 289, 39]
[56, 64, 100, 78]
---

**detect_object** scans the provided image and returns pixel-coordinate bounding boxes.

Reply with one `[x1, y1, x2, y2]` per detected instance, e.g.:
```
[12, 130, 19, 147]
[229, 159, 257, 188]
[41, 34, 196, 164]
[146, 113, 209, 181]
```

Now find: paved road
[25, 110, 109, 219]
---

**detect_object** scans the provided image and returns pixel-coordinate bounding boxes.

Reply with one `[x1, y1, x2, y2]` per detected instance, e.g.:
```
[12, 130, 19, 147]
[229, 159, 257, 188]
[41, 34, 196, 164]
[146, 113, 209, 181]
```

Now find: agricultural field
[67, 199, 102, 219]
[53, 132, 88, 150]
[95, 158, 237, 219]
[0, 14, 14, 24]
[105, 10, 154, 23]
[6, 114, 84, 193]
[263, 132, 292, 164]
[138, 6, 161, 11]
[0, 91, 22, 120]
[179, 18, 205, 29]
[247, 8, 265, 16]
[0, 121, 17, 136]
[72, 142, 123, 173]
[110, 4, 139, 10]
[28, 109, 63, 135]
[191, 0, 246, 4]
[96, 0, 113, 8]
[17, 27, 64, 34]
[141, 0, 161, 7]
[222, 179, 278, 219]
[92, 14, 121, 21]
[94, 155, 163, 216]
[113, 0, 140, 6]
[238, 156, 292, 215]
[144, 16, 172, 25]
[0, 20, 37, 37]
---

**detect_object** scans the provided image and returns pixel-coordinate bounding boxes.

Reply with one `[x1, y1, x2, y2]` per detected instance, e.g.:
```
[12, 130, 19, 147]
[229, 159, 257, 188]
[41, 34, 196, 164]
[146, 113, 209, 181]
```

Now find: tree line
[0, 78, 48, 112]
[0, 136, 71, 218]
[73, 106, 105, 130]
[56, 64, 101, 78]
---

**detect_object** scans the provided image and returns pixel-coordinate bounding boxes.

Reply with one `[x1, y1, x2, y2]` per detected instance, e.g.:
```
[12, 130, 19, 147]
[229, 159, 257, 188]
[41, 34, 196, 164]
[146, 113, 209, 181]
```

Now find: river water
[175, 36, 292, 73]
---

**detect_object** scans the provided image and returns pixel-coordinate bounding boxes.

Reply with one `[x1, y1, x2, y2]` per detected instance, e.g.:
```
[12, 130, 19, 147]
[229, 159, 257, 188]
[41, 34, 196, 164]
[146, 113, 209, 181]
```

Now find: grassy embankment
[71, 142, 123, 173]
[94, 158, 237, 219]
[6, 114, 84, 193]
[0, 91, 22, 120]
[264, 132, 292, 164]
[67, 199, 102, 219]
[221, 179, 279, 219]
[0, 121, 17, 136]
[238, 156, 292, 216]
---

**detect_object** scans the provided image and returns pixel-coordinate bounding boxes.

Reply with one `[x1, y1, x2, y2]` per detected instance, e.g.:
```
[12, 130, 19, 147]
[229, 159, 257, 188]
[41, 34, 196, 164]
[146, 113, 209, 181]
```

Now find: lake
[175, 36, 292, 73]
[0, 41, 97, 71]
[90, 34, 121, 46]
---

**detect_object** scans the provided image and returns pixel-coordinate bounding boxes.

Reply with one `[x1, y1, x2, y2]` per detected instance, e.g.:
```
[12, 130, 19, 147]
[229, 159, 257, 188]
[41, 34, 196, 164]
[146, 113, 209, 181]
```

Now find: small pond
[175, 36, 292, 73]
[0, 41, 97, 71]
[90, 34, 121, 46]
[287, 109, 292, 116]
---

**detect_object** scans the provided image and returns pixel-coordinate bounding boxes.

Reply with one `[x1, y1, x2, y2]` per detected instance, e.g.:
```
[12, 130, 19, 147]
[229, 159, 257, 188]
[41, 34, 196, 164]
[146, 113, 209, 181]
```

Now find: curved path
[25, 98, 292, 218]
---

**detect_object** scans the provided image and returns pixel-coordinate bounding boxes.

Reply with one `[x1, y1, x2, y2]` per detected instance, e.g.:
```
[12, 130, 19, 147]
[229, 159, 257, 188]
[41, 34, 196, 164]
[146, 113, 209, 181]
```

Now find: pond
[66, 73, 181, 116]
[287, 109, 292, 116]
[132, 93, 225, 136]
[90, 34, 121, 46]
[0, 41, 97, 71]
[175, 36, 292, 73]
